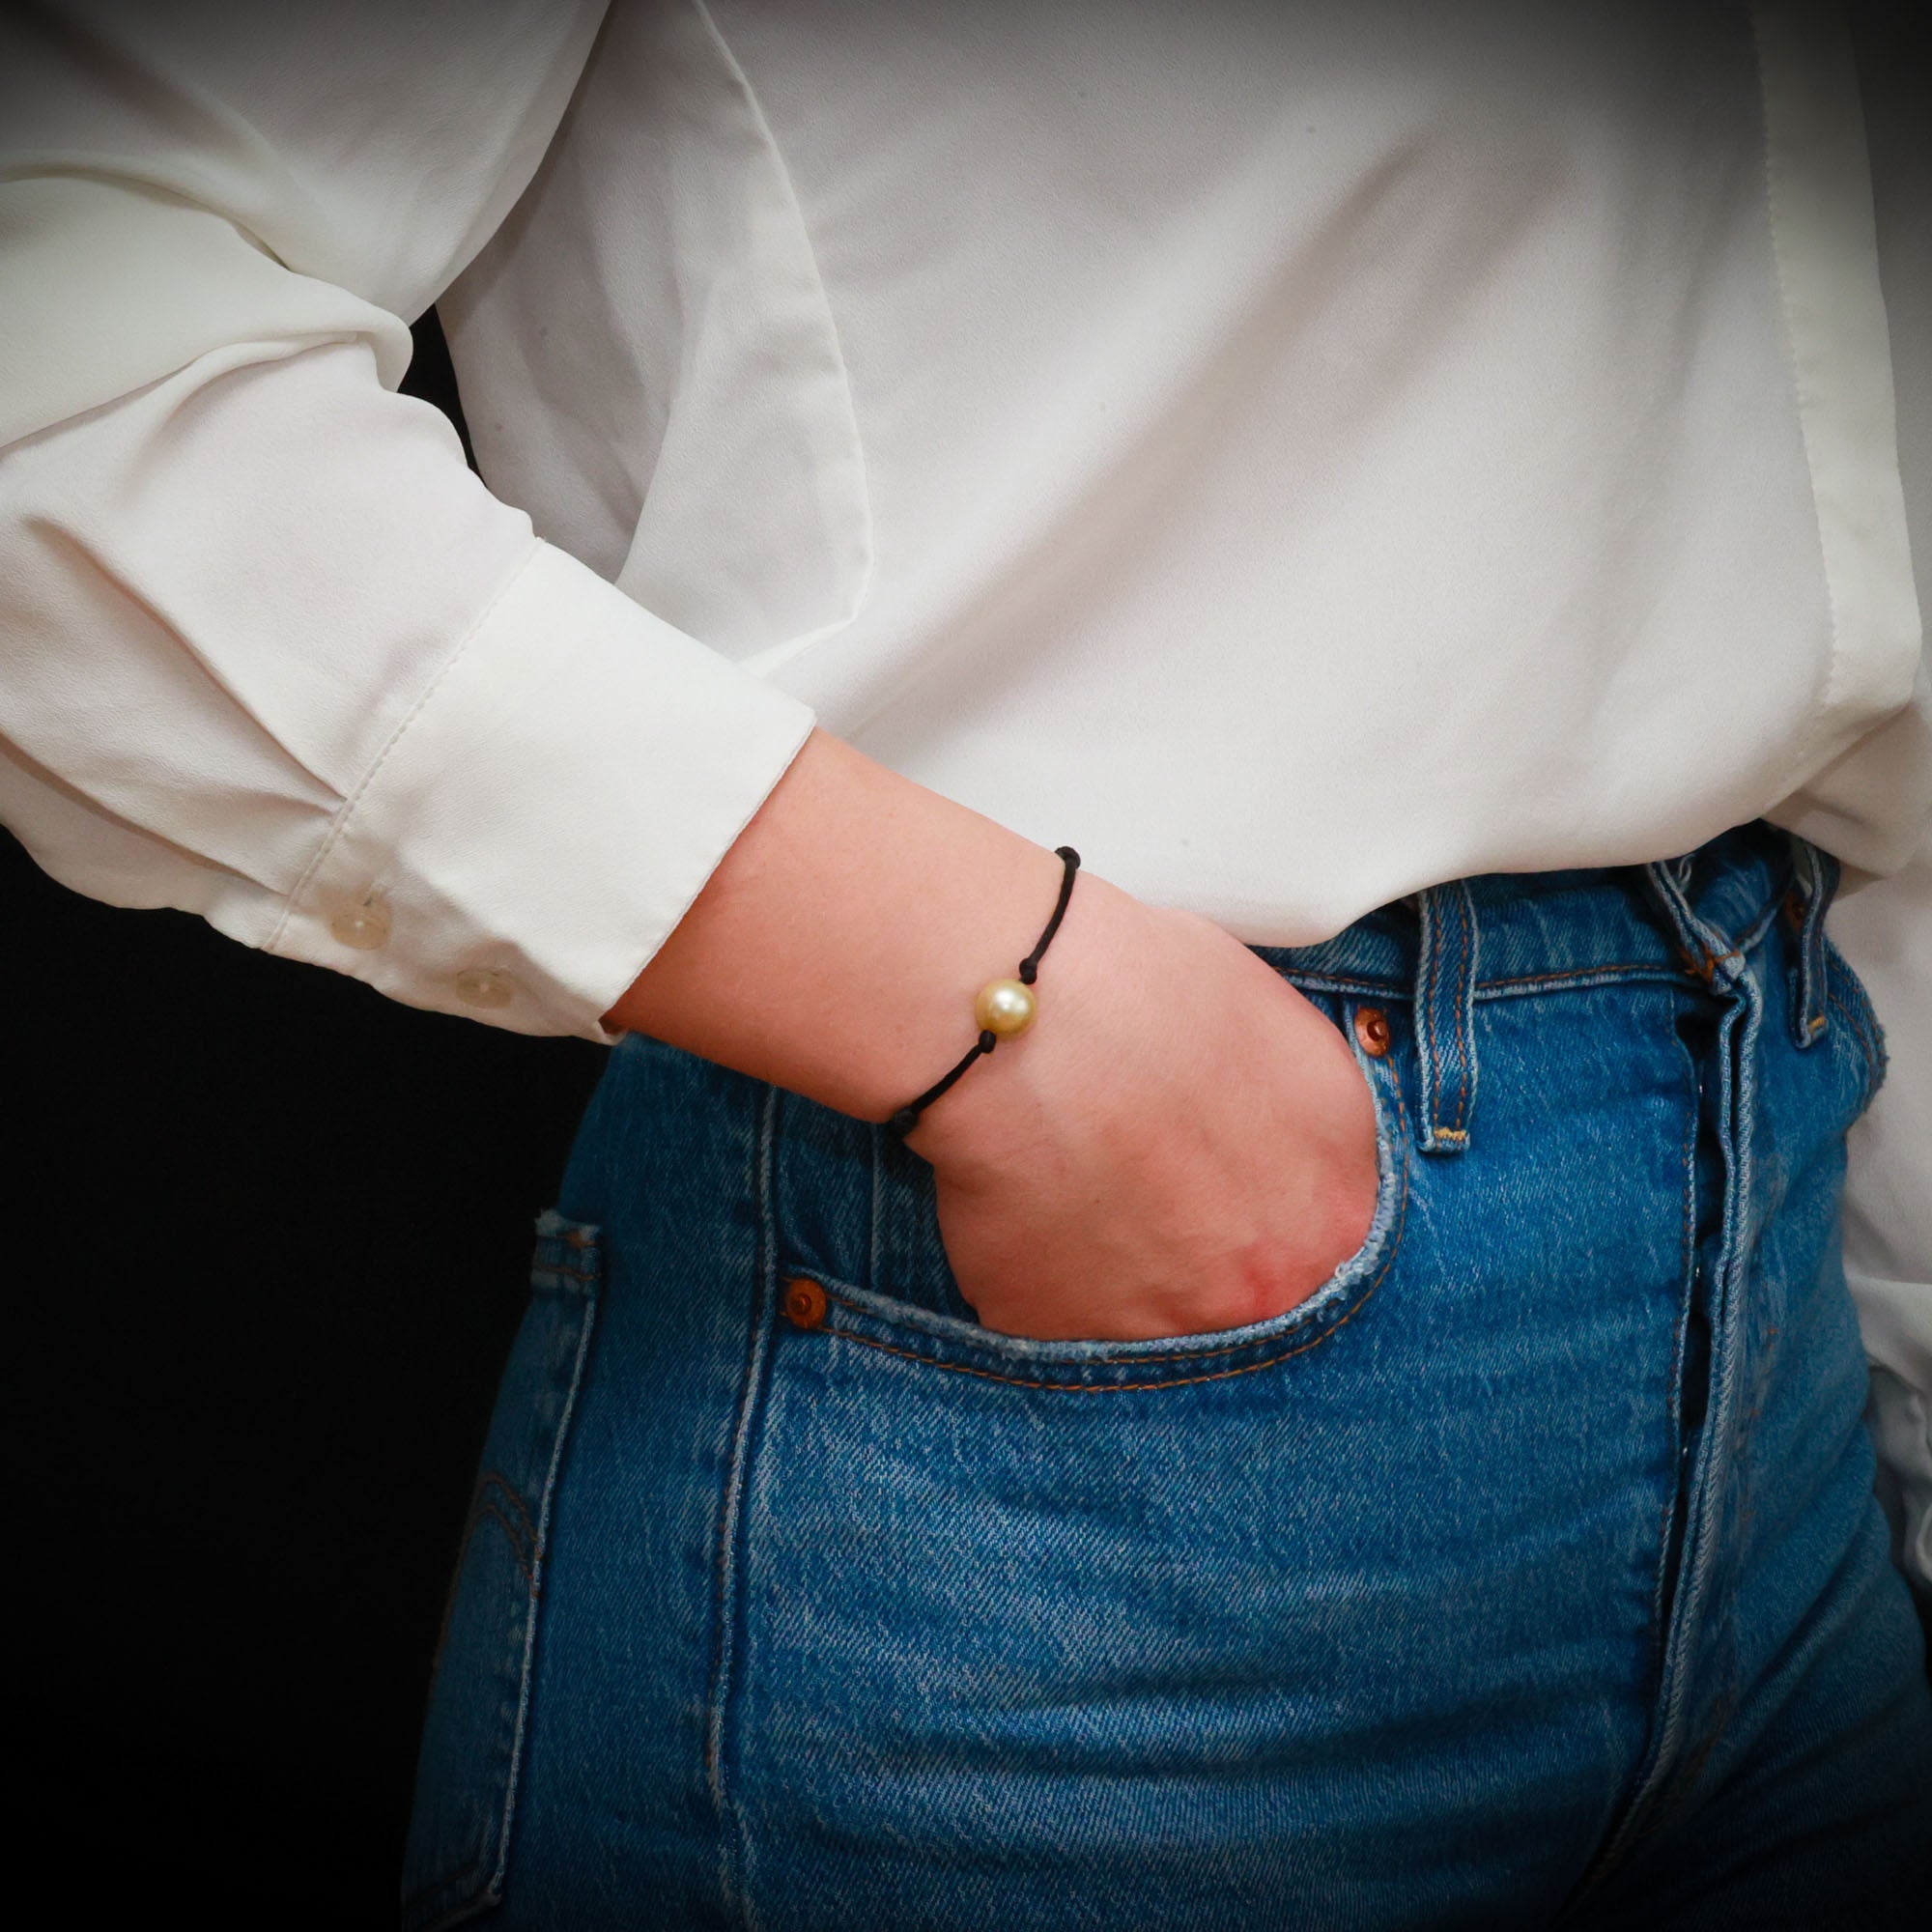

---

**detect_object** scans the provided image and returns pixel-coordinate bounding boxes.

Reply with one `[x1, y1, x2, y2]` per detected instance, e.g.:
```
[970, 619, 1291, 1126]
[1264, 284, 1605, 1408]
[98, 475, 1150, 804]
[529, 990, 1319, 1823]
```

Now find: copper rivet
[1782, 892, 1804, 932]
[783, 1277, 828, 1330]
[1354, 1007, 1391, 1058]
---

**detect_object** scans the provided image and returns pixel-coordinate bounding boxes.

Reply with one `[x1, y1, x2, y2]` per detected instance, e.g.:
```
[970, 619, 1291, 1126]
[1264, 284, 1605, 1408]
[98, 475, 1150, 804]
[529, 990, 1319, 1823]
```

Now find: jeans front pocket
[783, 1009, 1409, 1392]
[400, 1211, 600, 1932]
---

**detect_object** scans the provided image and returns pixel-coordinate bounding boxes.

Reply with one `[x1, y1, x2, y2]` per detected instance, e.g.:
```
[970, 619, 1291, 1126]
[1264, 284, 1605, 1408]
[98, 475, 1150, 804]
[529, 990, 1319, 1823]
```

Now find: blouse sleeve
[0, 0, 818, 1042]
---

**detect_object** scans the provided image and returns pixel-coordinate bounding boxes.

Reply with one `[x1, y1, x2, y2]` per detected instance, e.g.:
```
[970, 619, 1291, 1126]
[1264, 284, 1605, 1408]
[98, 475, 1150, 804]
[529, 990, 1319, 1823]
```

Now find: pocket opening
[784, 1032, 1409, 1388]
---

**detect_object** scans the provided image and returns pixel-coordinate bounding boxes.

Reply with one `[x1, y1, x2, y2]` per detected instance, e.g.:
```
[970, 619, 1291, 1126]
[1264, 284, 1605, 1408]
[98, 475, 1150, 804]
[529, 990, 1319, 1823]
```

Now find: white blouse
[1, 0, 1926, 1587]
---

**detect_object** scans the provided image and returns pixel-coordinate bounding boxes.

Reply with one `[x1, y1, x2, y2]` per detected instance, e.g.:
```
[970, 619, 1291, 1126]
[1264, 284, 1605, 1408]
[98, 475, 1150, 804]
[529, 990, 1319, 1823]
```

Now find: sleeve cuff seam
[262, 538, 544, 956]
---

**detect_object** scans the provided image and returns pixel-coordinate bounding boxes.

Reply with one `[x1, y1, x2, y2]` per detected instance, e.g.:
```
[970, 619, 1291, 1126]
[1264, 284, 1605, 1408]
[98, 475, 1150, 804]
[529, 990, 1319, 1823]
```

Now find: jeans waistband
[576, 816, 1847, 1344]
[1251, 819, 1817, 1001]
[603, 818, 1832, 1175]
[1251, 818, 1836, 1158]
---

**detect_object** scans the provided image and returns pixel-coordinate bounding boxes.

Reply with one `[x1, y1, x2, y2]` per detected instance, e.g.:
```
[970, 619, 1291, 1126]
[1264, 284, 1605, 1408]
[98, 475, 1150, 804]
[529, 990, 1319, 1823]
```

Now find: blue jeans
[402, 820, 1932, 1929]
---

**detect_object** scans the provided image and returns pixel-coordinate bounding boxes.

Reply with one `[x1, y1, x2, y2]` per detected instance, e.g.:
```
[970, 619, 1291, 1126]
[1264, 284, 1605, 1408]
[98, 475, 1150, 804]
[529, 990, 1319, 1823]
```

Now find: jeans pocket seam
[814, 1216, 1403, 1393]
[401, 1219, 602, 1932]
[795, 1059, 1411, 1390]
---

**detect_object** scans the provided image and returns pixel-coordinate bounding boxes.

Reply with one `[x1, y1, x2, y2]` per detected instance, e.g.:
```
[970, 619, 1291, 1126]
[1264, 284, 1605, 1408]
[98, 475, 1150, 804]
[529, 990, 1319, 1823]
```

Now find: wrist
[899, 870, 1168, 1173]
[608, 728, 1074, 1125]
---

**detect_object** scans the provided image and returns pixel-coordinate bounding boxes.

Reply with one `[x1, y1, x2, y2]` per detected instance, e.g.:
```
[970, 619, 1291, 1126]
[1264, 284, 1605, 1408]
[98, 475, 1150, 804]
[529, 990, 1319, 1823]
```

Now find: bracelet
[886, 846, 1081, 1138]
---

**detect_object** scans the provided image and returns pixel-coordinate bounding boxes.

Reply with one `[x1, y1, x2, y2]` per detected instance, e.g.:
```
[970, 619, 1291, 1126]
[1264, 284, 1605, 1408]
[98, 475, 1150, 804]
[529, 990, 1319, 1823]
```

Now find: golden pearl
[974, 978, 1037, 1037]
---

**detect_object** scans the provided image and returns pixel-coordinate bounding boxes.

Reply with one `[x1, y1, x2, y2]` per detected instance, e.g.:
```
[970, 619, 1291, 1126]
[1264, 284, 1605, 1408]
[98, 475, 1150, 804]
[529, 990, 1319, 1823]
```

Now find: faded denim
[403, 819, 1932, 1929]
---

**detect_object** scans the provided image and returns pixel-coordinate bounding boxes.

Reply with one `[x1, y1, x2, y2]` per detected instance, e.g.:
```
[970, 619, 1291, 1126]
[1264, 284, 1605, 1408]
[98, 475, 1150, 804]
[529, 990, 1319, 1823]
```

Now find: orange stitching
[1492, 958, 1692, 989]
[1282, 870, 1790, 1006]
[1273, 971, 1404, 996]
[1296, 958, 1685, 999]
[1827, 983, 1876, 1058]
[1477, 959, 1694, 990]
[469, 1499, 536, 1588]
[1828, 987, 1878, 1073]
[1453, 879, 1786, 998]
[813, 1081, 1411, 1392]
[1827, 988, 1880, 1098]
[440, 1489, 537, 1606]
[476, 1469, 537, 1547]
[820, 1279, 1358, 1376]
[1819, 932, 1883, 1062]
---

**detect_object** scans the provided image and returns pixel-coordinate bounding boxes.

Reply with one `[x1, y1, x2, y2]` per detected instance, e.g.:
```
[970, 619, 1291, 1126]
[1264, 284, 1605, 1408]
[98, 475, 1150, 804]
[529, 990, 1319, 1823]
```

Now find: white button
[454, 967, 516, 1009]
[329, 901, 391, 951]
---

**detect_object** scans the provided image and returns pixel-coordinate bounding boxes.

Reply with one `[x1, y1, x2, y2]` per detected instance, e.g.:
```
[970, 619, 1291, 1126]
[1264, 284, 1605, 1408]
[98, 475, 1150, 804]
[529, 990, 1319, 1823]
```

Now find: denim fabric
[402, 820, 1932, 1930]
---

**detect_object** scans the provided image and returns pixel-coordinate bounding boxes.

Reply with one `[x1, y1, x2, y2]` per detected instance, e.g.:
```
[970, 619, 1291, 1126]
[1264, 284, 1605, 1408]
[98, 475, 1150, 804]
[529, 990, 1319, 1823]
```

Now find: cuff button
[454, 967, 517, 1009]
[328, 902, 391, 951]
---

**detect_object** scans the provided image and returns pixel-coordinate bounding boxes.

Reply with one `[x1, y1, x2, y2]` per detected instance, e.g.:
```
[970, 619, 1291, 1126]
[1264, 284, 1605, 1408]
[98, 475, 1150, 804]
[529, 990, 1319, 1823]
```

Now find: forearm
[603, 727, 1117, 1144]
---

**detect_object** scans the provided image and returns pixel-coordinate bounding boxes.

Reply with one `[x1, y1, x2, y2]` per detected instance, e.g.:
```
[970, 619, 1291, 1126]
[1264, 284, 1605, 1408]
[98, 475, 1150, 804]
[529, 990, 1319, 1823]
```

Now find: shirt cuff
[260, 537, 818, 1043]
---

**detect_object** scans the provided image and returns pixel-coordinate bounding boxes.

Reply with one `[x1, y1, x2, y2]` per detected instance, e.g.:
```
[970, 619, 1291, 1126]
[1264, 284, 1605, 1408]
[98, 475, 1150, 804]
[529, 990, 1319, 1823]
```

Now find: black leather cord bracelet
[886, 846, 1081, 1139]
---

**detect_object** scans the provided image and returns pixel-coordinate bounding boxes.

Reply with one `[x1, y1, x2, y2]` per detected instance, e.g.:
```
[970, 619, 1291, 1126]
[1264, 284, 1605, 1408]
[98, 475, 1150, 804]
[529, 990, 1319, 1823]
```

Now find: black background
[6, 312, 601, 1921]
[7, 11, 1930, 1922]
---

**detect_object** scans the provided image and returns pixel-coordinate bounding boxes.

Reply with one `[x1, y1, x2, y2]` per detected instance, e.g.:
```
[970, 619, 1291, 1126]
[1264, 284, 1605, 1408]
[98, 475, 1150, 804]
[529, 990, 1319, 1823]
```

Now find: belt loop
[1413, 879, 1480, 1155]
[1642, 844, 1745, 992]
[1784, 835, 1839, 1050]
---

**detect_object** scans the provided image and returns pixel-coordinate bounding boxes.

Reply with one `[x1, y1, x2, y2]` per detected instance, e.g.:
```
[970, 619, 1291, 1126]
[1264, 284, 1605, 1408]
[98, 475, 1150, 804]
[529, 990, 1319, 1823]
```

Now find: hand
[903, 873, 1380, 1342]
